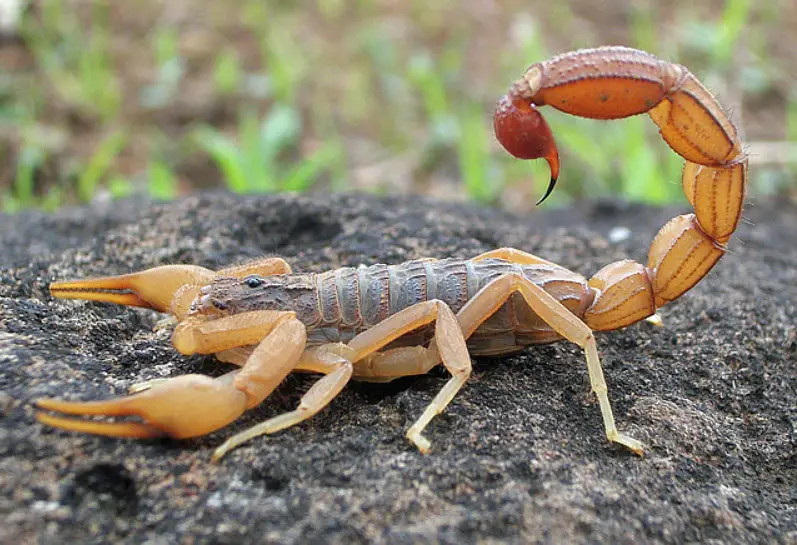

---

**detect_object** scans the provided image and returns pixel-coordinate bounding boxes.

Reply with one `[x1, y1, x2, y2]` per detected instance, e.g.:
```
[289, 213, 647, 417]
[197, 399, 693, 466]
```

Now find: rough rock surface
[1, 192, 795, 544]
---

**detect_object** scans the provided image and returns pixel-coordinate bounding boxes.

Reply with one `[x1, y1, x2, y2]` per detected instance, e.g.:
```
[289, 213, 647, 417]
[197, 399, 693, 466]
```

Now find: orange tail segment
[494, 46, 747, 331]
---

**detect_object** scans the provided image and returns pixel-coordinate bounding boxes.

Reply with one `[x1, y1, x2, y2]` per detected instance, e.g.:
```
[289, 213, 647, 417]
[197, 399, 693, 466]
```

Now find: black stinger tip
[535, 175, 558, 206]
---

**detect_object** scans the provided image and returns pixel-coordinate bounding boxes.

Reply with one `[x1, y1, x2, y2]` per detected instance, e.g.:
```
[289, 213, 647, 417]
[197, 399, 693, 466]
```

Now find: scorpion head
[190, 275, 275, 316]
[189, 273, 319, 323]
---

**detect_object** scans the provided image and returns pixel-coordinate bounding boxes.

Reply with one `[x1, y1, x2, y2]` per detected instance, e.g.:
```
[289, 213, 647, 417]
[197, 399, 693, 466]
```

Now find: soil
[1, 192, 795, 544]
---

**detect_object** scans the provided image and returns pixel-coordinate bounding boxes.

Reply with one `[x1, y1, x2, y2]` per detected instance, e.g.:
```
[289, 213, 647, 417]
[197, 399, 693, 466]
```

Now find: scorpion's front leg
[211, 344, 355, 461]
[211, 300, 471, 458]
[35, 310, 306, 441]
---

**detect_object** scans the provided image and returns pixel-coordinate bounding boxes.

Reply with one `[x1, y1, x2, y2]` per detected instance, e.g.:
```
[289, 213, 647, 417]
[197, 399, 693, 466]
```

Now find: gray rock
[2, 192, 795, 544]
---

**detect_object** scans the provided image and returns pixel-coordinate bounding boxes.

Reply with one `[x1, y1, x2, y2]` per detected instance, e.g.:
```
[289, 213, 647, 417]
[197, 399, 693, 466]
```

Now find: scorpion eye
[244, 275, 264, 289]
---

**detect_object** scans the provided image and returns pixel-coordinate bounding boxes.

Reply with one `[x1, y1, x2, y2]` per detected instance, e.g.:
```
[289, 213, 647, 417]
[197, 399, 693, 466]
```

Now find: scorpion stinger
[494, 94, 560, 205]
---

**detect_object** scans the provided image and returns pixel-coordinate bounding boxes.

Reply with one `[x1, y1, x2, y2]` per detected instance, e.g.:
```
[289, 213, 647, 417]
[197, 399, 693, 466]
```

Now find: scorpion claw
[35, 411, 163, 439]
[34, 374, 248, 440]
[48, 275, 155, 309]
[50, 264, 214, 316]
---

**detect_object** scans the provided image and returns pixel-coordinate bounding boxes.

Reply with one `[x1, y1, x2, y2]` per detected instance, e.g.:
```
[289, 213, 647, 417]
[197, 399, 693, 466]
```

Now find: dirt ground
[1, 192, 795, 544]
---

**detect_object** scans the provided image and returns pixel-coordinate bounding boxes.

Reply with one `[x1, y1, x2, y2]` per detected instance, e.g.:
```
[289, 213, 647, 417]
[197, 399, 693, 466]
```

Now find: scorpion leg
[341, 300, 472, 453]
[211, 344, 355, 461]
[35, 311, 306, 441]
[472, 247, 557, 267]
[353, 346, 438, 380]
[214, 346, 256, 366]
[459, 273, 644, 455]
[216, 257, 292, 277]
[348, 269, 642, 454]
[473, 247, 664, 326]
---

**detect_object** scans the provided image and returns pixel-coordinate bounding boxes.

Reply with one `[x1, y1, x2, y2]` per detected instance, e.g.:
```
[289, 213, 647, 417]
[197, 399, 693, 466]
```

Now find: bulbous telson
[493, 94, 560, 203]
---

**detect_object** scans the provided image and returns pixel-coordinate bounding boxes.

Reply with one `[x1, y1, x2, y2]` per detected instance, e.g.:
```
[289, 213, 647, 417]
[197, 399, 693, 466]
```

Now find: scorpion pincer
[39, 47, 746, 461]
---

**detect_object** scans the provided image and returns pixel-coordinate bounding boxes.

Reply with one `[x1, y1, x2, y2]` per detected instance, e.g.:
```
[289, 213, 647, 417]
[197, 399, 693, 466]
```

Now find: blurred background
[0, 0, 795, 214]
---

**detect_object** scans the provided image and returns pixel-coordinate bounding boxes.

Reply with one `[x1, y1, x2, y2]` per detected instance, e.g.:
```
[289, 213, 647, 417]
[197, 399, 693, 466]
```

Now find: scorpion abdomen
[314, 258, 594, 355]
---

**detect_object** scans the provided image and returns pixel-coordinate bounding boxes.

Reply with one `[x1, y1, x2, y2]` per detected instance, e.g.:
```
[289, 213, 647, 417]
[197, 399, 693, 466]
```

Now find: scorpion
[37, 47, 746, 461]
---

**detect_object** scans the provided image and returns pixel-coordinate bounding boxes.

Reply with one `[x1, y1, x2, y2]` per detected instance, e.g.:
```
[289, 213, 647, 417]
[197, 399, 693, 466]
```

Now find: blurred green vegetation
[0, 0, 795, 213]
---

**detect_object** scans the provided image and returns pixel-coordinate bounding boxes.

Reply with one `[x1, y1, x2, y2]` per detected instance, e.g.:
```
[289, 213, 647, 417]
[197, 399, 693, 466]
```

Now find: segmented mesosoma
[210, 257, 589, 355]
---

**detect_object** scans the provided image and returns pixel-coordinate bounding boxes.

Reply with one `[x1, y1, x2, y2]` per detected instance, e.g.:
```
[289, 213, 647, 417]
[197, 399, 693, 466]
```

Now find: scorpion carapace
[37, 46, 746, 461]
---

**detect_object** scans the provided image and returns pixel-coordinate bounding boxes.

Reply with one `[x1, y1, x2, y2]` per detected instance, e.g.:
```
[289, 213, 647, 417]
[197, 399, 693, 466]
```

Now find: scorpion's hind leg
[472, 247, 558, 267]
[35, 311, 307, 444]
[458, 273, 644, 455]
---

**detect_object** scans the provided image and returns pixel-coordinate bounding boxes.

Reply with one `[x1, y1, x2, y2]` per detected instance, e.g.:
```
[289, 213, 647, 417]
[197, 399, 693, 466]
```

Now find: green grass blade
[148, 161, 178, 200]
[458, 109, 495, 203]
[76, 131, 126, 202]
[280, 142, 339, 192]
[259, 104, 300, 160]
[193, 126, 248, 193]
[14, 145, 44, 206]
[715, 0, 753, 65]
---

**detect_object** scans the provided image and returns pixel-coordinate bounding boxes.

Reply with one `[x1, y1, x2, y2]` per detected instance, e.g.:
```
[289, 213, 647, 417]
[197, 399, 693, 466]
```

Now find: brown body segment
[206, 258, 595, 355]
